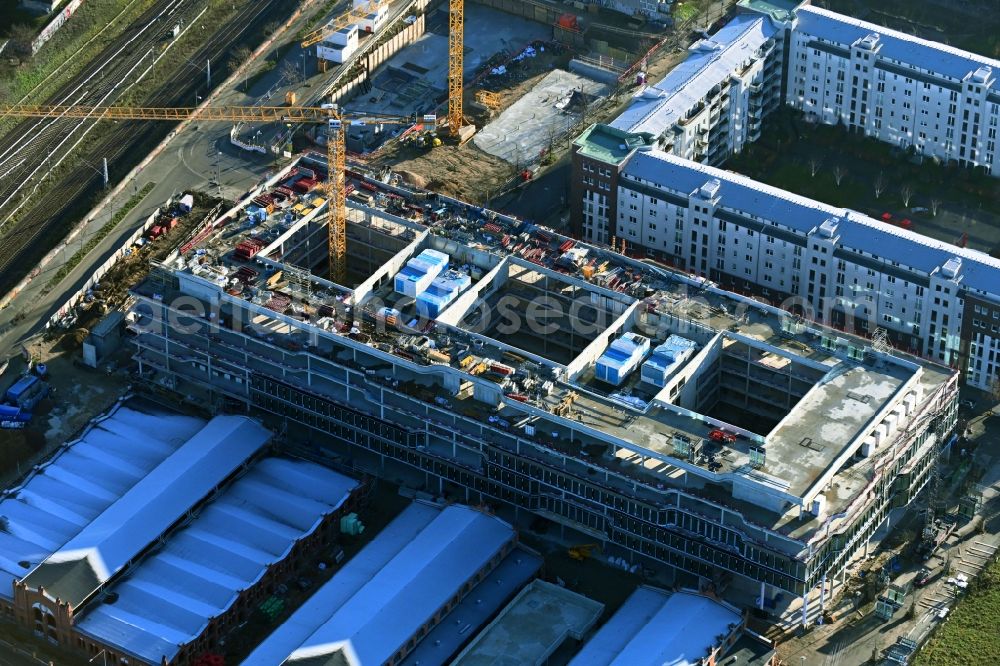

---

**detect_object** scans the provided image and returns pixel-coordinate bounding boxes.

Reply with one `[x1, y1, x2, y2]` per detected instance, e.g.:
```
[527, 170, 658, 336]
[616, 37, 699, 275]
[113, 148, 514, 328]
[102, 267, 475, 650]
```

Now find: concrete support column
[818, 574, 827, 625]
[801, 590, 809, 628]
[759, 581, 766, 610]
[442, 373, 461, 395]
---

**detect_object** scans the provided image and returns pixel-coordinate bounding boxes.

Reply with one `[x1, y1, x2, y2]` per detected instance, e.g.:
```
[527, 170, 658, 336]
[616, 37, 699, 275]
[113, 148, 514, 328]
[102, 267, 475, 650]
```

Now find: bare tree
[900, 184, 914, 208]
[809, 157, 823, 178]
[874, 171, 886, 199]
[280, 60, 302, 86]
[930, 198, 942, 217]
[229, 46, 253, 92]
[9, 23, 36, 56]
[832, 165, 846, 186]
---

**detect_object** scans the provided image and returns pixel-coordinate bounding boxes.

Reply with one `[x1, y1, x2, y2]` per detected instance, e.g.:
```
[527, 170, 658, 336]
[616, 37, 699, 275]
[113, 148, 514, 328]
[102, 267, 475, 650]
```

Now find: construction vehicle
[708, 428, 737, 444]
[474, 89, 502, 111]
[568, 543, 599, 561]
[552, 391, 578, 417]
[1, 103, 432, 284]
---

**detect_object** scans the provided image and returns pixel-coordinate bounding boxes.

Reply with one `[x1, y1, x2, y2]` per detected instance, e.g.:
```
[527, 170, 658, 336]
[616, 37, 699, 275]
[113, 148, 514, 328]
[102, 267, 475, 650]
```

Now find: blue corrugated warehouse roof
[570, 587, 741, 666]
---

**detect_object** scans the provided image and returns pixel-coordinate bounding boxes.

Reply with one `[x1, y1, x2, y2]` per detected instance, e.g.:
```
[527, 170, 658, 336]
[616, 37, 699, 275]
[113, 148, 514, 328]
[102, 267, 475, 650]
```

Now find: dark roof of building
[720, 633, 775, 666]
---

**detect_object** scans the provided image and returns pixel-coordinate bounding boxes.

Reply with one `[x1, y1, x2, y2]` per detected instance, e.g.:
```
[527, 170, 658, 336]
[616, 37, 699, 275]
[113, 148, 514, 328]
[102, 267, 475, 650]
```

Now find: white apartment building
[573, 2, 1000, 389]
[610, 13, 784, 166]
[613, 149, 1000, 389]
[787, 6, 1000, 176]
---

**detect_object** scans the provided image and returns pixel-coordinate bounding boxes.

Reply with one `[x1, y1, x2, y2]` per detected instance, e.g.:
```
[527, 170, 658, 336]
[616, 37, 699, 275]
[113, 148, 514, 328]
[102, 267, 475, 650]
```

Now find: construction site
[120, 149, 958, 617]
[1, 0, 996, 664]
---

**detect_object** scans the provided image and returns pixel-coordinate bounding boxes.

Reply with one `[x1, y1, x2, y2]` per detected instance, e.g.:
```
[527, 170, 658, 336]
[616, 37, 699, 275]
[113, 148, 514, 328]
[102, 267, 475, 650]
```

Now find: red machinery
[235, 238, 266, 261]
[708, 429, 736, 444]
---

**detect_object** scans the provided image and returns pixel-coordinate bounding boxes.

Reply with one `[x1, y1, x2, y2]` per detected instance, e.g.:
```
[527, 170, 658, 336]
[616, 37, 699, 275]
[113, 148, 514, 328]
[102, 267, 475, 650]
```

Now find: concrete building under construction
[127, 165, 959, 624]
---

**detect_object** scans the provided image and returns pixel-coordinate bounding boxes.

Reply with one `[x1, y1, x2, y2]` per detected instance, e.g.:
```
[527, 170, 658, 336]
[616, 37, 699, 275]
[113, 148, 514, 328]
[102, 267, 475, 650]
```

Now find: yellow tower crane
[0, 103, 428, 283]
[302, 0, 465, 136]
[448, 0, 464, 136]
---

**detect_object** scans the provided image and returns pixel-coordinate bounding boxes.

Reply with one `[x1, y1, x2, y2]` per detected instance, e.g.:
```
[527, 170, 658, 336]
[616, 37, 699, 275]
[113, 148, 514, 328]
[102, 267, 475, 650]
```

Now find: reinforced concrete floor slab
[473, 69, 609, 164]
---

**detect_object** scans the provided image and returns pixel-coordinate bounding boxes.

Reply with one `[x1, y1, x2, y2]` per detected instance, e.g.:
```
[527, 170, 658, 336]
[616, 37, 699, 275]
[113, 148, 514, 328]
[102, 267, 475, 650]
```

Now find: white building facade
[787, 6, 1000, 176]
[573, 2, 1000, 389]
[610, 13, 786, 166]
[614, 150, 1000, 389]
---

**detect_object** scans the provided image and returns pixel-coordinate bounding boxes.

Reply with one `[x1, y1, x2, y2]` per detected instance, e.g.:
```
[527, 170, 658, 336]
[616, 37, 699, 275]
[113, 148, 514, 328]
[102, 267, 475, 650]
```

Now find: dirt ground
[378, 139, 514, 204]
[376, 44, 689, 206]
[0, 337, 133, 487]
[0, 193, 225, 488]
[374, 59, 570, 204]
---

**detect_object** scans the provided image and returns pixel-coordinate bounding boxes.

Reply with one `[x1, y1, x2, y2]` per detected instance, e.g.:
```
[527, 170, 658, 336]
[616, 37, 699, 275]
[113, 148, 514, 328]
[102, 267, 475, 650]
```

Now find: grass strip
[0, 0, 159, 110]
[915, 555, 1000, 664]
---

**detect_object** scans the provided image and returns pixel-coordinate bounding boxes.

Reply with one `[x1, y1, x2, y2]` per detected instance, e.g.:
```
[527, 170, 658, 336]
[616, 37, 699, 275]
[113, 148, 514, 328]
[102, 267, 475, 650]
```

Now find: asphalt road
[0, 0, 204, 288]
[0, 0, 411, 357]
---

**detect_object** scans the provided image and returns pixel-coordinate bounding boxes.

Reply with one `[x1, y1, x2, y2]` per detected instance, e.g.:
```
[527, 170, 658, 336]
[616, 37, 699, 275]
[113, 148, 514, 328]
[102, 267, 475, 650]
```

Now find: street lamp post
[216, 152, 223, 198]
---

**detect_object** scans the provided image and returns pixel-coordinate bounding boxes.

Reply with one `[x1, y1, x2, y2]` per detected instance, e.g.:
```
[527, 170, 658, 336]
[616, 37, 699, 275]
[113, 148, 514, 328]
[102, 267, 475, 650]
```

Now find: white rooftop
[569, 587, 741, 666]
[20, 415, 272, 608]
[74, 458, 359, 665]
[611, 14, 776, 137]
[244, 502, 516, 666]
[0, 402, 205, 601]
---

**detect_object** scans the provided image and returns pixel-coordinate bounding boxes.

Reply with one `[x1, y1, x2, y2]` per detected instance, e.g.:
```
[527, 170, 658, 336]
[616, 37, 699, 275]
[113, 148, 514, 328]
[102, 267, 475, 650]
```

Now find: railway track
[0, 0, 285, 293]
[0, 0, 195, 225]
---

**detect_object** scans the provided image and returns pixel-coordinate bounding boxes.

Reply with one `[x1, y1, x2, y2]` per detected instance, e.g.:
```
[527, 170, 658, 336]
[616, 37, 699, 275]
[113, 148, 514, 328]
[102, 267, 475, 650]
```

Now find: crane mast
[0, 103, 421, 284]
[448, 0, 464, 136]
